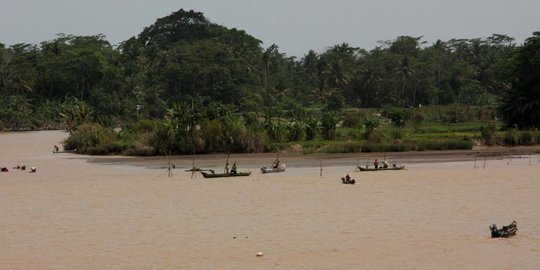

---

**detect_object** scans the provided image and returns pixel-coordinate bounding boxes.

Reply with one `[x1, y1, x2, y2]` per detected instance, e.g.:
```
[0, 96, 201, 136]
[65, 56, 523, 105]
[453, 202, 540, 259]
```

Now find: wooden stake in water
[483, 156, 487, 169]
[320, 160, 323, 177]
[474, 153, 478, 169]
[225, 153, 230, 174]
[166, 150, 172, 178]
[191, 148, 196, 179]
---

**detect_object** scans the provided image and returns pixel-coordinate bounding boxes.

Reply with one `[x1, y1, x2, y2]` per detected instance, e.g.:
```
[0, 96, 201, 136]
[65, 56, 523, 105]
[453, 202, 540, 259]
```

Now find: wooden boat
[341, 177, 356, 184]
[490, 221, 517, 238]
[358, 165, 405, 171]
[200, 171, 251, 178]
[53, 149, 77, 153]
[260, 164, 286, 173]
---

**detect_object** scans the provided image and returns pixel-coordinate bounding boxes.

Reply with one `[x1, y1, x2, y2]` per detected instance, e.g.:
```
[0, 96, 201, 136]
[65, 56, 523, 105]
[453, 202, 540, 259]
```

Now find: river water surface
[1, 131, 540, 269]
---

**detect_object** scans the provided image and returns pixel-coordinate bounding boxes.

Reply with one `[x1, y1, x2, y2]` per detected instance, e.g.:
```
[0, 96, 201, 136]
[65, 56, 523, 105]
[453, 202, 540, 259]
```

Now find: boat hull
[358, 165, 405, 171]
[260, 167, 285, 173]
[201, 171, 251, 178]
[490, 221, 517, 238]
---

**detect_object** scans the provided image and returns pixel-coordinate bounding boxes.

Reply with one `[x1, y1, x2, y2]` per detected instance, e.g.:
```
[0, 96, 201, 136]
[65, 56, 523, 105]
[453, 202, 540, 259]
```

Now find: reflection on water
[1, 131, 540, 269]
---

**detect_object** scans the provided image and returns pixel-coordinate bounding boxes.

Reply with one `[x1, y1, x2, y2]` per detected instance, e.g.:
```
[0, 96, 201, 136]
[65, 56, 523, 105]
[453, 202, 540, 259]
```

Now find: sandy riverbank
[87, 143, 540, 171]
[1, 131, 540, 269]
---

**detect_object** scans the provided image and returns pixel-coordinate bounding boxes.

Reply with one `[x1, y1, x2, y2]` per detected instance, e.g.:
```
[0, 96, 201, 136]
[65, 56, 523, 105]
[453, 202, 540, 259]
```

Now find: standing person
[374, 159, 379, 169]
[383, 160, 389, 168]
[225, 162, 230, 174]
[231, 162, 237, 174]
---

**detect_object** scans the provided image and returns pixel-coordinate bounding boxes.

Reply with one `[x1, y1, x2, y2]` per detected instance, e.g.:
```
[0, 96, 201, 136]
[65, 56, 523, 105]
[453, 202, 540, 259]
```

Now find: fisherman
[231, 162, 237, 174]
[383, 160, 389, 168]
[53, 145, 59, 152]
[345, 174, 352, 183]
[272, 159, 280, 169]
[225, 162, 230, 174]
[374, 159, 379, 169]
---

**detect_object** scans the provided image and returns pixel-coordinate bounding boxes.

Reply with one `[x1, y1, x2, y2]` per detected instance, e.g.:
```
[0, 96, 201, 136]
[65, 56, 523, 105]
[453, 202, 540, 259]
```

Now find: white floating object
[256, 252, 263, 257]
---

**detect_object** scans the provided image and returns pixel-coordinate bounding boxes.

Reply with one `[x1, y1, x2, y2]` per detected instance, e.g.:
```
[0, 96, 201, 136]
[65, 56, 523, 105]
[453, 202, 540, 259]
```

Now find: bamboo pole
[225, 153, 231, 174]
[191, 148, 196, 179]
[166, 149, 172, 178]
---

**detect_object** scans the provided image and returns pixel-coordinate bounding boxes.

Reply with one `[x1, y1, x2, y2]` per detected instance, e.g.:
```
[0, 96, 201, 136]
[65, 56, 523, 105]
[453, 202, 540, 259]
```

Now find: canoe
[201, 171, 251, 178]
[358, 165, 405, 171]
[53, 149, 77, 153]
[490, 221, 517, 238]
[260, 164, 286, 173]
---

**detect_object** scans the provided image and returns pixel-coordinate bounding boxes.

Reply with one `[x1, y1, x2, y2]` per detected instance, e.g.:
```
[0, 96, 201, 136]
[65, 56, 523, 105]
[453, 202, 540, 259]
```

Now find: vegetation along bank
[1, 9, 539, 155]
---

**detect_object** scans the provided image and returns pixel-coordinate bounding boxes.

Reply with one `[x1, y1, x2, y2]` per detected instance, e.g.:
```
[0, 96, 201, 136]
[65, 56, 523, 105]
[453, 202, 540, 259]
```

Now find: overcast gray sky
[1, 0, 539, 57]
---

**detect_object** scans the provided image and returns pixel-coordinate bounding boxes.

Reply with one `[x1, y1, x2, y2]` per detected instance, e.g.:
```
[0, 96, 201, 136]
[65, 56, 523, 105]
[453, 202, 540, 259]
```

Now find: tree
[59, 98, 93, 134]
[498, 32, 540, 129]
[320, 112, 338, 140]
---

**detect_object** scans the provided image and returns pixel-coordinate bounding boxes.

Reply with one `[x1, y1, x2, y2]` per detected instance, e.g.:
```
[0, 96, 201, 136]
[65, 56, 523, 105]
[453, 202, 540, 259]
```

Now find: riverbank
[86, 145, 540, 170]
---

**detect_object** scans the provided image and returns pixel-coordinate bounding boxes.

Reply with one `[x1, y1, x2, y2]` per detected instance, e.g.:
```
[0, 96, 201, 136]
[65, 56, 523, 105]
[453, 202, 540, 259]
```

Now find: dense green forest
[1, 9, 539, 155]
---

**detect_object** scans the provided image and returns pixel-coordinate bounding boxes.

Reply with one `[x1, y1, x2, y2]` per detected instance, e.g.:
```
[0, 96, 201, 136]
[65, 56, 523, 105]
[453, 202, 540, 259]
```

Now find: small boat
[200, 171, 251, 178]
[53, 149, 77, 153]
[261, 163, 286, 173]
[341, 177, 356, 184]
[490, 221, 517, 238]
[358, 165, 405, 171]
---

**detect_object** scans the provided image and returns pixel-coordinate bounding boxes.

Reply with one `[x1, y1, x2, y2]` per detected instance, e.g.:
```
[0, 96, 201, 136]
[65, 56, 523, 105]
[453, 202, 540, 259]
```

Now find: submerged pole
[167, 149, 172, 178]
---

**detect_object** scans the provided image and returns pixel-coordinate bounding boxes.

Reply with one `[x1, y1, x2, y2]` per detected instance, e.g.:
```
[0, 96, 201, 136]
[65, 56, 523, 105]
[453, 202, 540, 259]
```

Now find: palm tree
[262, 44, 279, 96]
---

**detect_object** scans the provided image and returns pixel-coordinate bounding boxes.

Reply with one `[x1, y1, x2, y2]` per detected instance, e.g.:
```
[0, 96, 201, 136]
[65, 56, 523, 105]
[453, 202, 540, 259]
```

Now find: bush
[503, 128, 519, 146]
[64, 123, 121, 154]
[519, 130, 537, 145]
[480, 123, 498, 146]
[322, 142, 364, 153]
[342, 112, 362, 128]
[384, 108, 407, 126]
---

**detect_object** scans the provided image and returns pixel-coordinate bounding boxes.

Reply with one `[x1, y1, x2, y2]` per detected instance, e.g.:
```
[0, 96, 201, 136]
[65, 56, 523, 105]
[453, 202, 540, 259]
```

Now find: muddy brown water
[1, 131, 540, 269]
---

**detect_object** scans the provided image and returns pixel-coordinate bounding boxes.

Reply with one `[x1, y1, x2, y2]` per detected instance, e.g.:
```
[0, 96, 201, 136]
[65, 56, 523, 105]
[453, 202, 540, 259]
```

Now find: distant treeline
[1, 9, 539, 155]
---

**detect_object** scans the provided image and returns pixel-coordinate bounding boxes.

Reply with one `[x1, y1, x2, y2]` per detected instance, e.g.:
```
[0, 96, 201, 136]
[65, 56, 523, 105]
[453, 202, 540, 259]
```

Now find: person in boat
[382, 160, 389, 168]
[231, 162, 237, 174]
[53, 145, 59, 152]
[272, 159, 280, 169]
[374, 159, 379, 169]
[225, 162, 230, 174]
[345, 174, 351, 182]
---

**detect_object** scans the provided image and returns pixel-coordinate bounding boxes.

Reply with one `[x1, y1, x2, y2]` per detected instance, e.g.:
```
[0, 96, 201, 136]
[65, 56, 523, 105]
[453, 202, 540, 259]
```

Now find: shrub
[384, 107, 407, 126]
[480, 123, 498, 146]
[64, 123, 121, 154]
[342, 112, 362, 128]
[503, 128, 519, 146]
[520, 130, 536, 145]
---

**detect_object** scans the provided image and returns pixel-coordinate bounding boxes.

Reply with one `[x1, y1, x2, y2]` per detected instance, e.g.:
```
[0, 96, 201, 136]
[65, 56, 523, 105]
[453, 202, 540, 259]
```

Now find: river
[1, 131, 539, 269]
